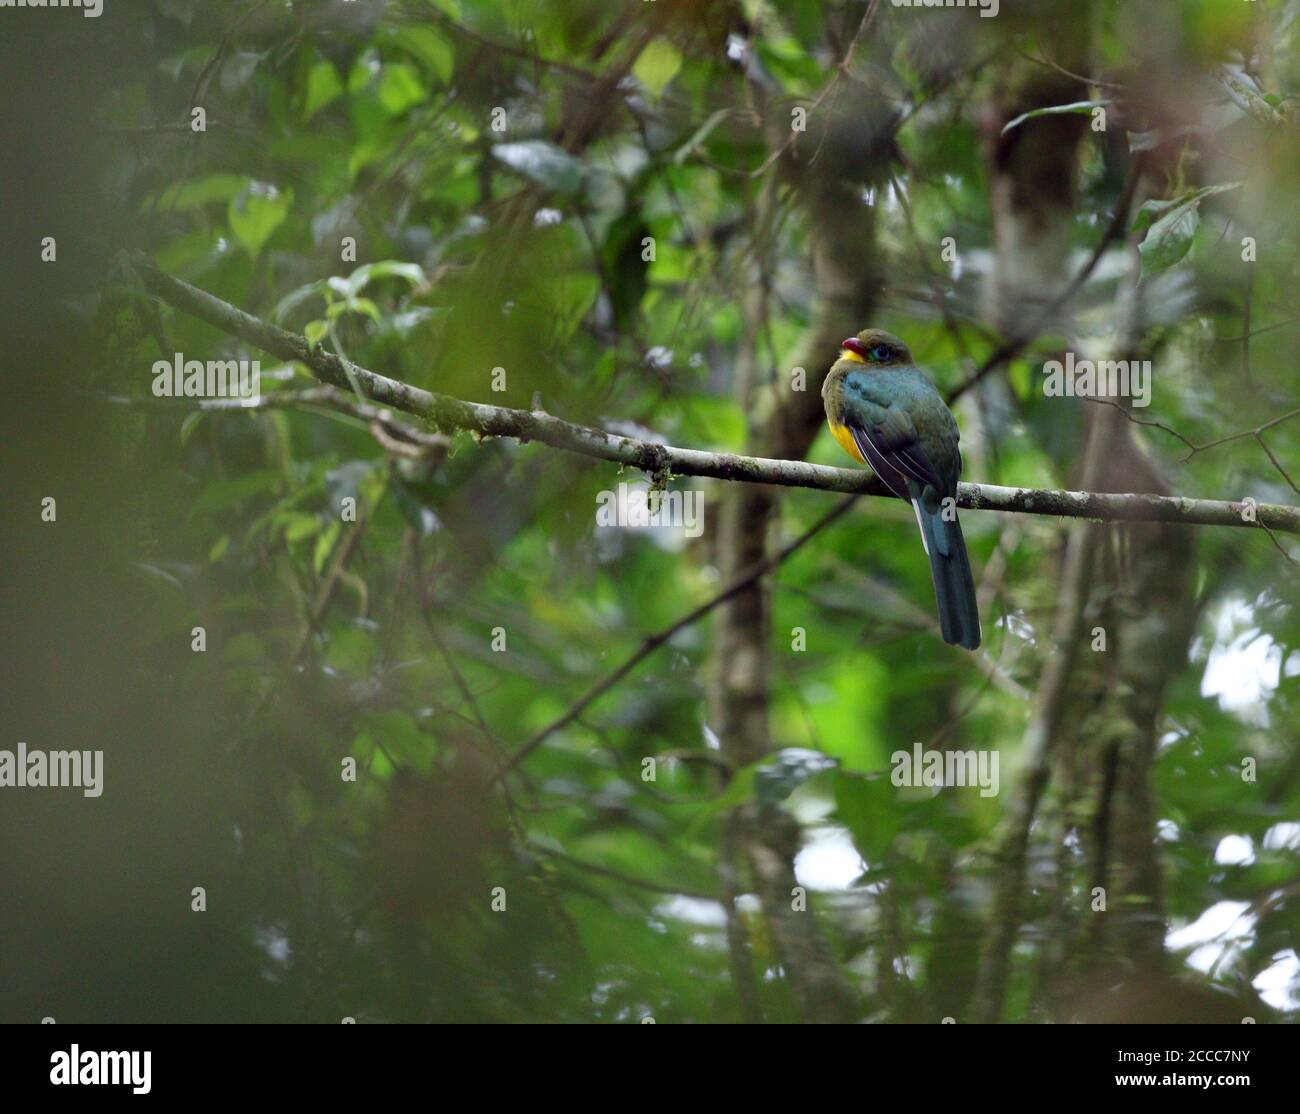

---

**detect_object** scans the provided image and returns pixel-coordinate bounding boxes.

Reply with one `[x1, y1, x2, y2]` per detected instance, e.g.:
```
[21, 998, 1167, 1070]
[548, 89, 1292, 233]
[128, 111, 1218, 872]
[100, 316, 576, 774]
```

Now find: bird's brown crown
[839, 328, 914, 367]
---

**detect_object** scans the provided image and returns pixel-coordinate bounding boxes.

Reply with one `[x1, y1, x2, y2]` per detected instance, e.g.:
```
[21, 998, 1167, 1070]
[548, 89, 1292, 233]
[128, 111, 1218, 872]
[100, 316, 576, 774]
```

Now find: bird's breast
[828, 418, 866, 464]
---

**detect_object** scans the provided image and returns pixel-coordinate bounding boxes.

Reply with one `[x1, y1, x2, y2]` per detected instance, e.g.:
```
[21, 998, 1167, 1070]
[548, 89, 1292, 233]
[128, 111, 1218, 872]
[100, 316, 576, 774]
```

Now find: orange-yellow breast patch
[828, 419, 866, 464]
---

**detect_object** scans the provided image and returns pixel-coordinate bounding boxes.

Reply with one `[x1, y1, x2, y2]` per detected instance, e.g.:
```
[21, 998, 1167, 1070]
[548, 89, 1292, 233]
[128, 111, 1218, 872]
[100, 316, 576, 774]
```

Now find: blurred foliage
[5, 0, 1298, 1023]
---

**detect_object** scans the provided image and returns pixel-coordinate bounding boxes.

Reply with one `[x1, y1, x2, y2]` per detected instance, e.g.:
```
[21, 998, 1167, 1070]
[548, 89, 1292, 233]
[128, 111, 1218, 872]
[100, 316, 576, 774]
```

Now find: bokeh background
[1, 0, 1297, 1023]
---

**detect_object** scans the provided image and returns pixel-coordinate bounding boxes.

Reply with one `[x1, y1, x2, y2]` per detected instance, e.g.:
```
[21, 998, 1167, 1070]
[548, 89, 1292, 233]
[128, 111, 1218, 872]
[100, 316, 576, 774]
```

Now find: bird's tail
[910, 491, 981, 651]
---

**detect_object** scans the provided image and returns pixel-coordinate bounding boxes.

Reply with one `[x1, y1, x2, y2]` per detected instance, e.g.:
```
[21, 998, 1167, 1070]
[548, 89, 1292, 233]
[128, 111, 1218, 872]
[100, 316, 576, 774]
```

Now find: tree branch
[130, 257, 1300, 536]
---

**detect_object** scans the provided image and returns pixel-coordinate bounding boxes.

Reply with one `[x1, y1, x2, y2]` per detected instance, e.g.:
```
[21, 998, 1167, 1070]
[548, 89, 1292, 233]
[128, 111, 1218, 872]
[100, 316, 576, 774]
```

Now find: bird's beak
[840, 337, 868, 361]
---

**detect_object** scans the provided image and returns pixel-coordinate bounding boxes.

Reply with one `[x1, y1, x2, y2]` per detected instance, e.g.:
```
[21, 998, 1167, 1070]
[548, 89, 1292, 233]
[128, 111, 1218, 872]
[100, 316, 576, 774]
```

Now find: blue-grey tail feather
[912, 496, 981, 651]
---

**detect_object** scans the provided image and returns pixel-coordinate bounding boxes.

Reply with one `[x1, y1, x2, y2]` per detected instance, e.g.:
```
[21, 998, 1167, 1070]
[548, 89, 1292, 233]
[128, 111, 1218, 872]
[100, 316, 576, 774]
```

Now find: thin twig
[747, 0, 882, 179]
[493, 495, 860, 779]
[945, 155, 1145, 404]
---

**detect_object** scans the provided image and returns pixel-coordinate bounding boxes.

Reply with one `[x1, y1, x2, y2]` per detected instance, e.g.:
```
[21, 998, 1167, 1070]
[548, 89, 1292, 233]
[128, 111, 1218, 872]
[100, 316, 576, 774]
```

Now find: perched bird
[821, 329, 981, 650]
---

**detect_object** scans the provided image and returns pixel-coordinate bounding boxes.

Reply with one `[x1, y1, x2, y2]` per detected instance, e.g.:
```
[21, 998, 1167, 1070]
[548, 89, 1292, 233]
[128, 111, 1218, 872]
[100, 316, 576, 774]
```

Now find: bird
[821, 328, 981, 650]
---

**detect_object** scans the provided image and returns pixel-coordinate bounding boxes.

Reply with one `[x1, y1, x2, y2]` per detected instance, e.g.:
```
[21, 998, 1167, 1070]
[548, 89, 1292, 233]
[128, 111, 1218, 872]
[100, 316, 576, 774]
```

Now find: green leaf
[1000, 100, 1110, 136]
[1133, 181, 1242, 233]
[189, 470, 280, 516]
[633, 38, 681, 97]
[1136, 182, 1242, 278]
[227, 182, 292, 259]
[492, 141, 585, 194]
[803, 656, 888, 772]
[754, 748, 838, 805]
[755, 37, 822, 93]
[314, 521, 341, 574]
[376, 63, 427, 116]
[324, 624, 376, 679]
[549, 273, 600, 332]
[389, 25, 455, 84]
[152, 173, 248, 212]
[282, 512, 322, 544]
[1139, 203, 1199, 276]
[361, 259, 427, 285]
[303, 60, 343, 122]
[154, 228, 231, 272]
[347, 53, 378, 94]
[327, 297, 381, 323]
[341, 260, 427, 298]
[834, 772, 899, 863]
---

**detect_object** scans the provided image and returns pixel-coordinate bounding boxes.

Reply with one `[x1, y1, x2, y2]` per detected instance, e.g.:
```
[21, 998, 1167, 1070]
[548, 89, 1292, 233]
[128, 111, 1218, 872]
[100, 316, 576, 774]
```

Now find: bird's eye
[870, 344, 891, 361]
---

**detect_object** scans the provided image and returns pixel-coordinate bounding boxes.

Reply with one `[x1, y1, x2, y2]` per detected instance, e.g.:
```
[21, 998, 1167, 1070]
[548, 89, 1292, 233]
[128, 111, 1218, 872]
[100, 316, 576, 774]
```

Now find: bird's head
[839, 328, 913, 367]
